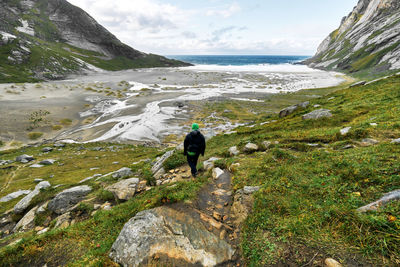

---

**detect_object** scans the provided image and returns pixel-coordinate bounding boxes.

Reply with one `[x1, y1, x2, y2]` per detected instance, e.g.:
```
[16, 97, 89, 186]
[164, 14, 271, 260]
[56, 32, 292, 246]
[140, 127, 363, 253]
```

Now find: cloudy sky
[66, 0, 359, 56]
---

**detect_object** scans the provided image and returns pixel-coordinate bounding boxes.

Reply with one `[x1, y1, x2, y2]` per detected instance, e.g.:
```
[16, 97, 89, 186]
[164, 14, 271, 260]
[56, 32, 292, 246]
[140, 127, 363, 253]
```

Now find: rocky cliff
[306, 0, 400, 76]
[0, 0, 188, 82]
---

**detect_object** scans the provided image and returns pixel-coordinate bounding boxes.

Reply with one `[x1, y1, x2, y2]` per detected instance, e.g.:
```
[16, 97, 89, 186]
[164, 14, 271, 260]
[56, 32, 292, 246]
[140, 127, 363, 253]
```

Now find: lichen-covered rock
[203, 157, 221, 171]
[243, 143, 258, 153]
[212, 168, 224, 180]
[230, 186, 261, 227]
[0, 190, 31, 203]
[302, 109, 332, 120]
[13, 206, 38, 232]
[228, 146, 240, 156]
[40, 159, 56, 165]
[47, 185, 92, 214]
[109, 206, 235, 267]
[279, 105, 298, 118]
[112, 167, 133, 179]
[14, 181, 51, 214]
[15, 154, 34, 163]
[151, 150, 174, 174]
[106, 178, 140, 201]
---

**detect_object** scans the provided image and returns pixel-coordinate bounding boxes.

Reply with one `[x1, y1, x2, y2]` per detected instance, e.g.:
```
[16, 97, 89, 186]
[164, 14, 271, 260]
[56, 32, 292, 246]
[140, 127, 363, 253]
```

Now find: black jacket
[184, 130, 206, 156]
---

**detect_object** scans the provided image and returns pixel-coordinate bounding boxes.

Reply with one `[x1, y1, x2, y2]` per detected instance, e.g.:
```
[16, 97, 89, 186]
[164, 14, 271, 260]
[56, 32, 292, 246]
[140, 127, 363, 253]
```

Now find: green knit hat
[192, 123, 199, 131]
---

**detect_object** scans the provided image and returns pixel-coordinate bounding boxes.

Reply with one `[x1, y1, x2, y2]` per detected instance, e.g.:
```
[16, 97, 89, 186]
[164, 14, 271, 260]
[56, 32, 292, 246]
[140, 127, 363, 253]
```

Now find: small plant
[0, 140, 3, 147]
[28, 132, 43, 140]
[60, 118, 72, 126]
[27, 110, 50, 130]
[52, 125, 63, 131]
[96, 189, 114, 202]
[163, 150, 186, 171]
[75, 203, 94, 214]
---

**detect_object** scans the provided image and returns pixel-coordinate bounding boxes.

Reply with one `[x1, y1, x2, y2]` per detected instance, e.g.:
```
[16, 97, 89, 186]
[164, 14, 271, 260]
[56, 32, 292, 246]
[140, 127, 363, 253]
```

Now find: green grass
[1, 75, 400, 265]
[200, 74, 400, 265]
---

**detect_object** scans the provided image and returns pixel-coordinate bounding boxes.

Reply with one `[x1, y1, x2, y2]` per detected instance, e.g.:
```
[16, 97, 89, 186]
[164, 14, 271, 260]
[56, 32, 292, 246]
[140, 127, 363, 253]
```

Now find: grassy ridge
[202, 75, 400, 265]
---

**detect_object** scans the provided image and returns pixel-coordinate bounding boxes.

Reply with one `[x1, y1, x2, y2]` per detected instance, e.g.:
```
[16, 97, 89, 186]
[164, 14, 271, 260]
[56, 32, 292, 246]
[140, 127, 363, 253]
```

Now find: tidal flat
[0, 65, 346, 149]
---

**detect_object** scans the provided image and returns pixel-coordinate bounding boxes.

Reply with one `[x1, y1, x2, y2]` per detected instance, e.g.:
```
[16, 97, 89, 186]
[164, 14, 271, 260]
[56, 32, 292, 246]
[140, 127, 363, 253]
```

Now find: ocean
[166, 55, 310, 66]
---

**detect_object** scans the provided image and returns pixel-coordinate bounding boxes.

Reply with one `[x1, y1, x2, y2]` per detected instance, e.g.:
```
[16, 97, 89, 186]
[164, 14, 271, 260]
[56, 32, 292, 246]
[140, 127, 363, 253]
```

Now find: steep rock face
[306, 0, 400, 75]
[0, 0, 188, 82]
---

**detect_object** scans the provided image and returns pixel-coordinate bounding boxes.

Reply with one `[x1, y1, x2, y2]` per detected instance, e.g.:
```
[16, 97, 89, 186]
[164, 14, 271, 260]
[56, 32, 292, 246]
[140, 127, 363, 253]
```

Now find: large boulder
[112, 167, 133, 179]
[302, 109, 332, 120]
[279, 105, 298, 118]
[106, 178, 140, 201]
[0, 190, 31, 203]
[47, 185, 92, 214]
[279, 101, 309, 118]
[109, 206, 235, 267]
[14, 181, 51, 214]
[13, 206, 38, 232]
[15, 154, 34, 163]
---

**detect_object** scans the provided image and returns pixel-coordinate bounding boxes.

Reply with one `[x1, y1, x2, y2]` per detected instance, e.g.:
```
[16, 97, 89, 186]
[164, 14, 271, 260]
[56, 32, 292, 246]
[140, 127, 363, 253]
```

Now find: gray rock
[0, 190, 31, 203]
[361, 138, 379, 146]
[40, 159, 56, 165]
[279, 105, 298, 118]
[279, 101, 309, 118]
[110, 206, 235, 267]
[349, 81, 366, 88]
[13, 206, 38, 232]
[112, 167, 133, 179]
[302, 109, 332, 120]
[357, 189, 400, 213]
[53, 143, 65, 148]
[228, 146, 240, 156]
[0, 160, 14, 166]
[151, 150, 174, 174]
[243, 143, 258, 153]
[42, 147, 53, 153]
[34, 179, 44, 183]
[79, 174, 102, 184]
[262, 141, 272, 150]
[203, 157, 221, 171]
[30, 164, 44, 168]
[340, 127, 352, 135]
[212, 168, 224, 180]
[14, 181, 51, 214]
[54, 212, 71, 229]
[243, 186, 261, 194]
[47, 185, 92, 215]
[106, 178, 140, 201]
[16, 154, 34, 163]
[391, 138, 400, 144]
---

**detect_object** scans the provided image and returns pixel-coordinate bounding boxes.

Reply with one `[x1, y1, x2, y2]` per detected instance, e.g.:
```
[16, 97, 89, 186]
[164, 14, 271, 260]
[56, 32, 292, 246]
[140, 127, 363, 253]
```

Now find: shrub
[60, 118, 72, 126]
[28, 132, 43, 140]
[52, 125, 62, 130]
[96, 189, 114, 202]
[163, 150, 186, 171]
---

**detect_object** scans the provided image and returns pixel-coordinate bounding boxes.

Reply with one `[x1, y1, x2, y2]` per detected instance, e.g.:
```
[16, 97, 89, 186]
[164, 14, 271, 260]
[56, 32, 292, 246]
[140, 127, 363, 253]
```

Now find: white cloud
[206, 2, 241, 18]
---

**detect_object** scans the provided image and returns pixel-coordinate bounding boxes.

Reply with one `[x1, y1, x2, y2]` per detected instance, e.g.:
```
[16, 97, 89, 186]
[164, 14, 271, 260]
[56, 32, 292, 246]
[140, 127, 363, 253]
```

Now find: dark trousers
[187, 154, 200, 176]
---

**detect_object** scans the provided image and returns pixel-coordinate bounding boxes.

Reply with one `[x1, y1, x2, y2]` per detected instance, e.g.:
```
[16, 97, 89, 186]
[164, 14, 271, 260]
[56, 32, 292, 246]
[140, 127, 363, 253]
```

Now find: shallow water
[56, 65, 344, 143]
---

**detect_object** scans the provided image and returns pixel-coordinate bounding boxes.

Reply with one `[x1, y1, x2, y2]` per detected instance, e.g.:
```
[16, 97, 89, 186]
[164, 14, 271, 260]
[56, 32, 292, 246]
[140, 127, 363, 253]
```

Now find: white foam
[180, 63, 322, 73]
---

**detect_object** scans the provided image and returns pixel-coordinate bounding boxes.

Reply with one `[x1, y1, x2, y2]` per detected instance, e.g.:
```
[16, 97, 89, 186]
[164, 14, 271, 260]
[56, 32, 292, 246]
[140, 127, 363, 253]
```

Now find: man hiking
[184, 123, 206, 177]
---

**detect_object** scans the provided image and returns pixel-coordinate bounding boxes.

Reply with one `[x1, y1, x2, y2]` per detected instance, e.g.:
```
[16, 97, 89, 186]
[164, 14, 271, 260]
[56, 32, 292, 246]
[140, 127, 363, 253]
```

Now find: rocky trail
[110, 162, 260, 267]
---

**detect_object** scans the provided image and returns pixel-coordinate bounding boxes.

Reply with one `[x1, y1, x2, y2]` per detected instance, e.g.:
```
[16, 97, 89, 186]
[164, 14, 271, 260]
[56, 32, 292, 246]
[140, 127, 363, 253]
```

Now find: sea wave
[179, 63, 322, 73]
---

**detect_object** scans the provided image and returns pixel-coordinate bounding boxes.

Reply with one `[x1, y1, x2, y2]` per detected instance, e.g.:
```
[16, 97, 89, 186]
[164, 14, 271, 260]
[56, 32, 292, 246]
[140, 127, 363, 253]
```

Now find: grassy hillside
[0, 75, 399, 265]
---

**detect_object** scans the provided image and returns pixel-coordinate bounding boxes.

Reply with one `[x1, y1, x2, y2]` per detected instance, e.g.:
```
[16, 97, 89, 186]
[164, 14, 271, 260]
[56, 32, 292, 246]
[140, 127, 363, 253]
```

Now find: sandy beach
[0, 65, 345, 148]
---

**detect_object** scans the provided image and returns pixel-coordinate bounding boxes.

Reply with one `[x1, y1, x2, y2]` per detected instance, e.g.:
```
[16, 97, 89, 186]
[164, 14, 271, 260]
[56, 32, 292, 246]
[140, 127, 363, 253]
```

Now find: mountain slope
[306, 0, 400, 77]
[0, 0, 189, 83]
